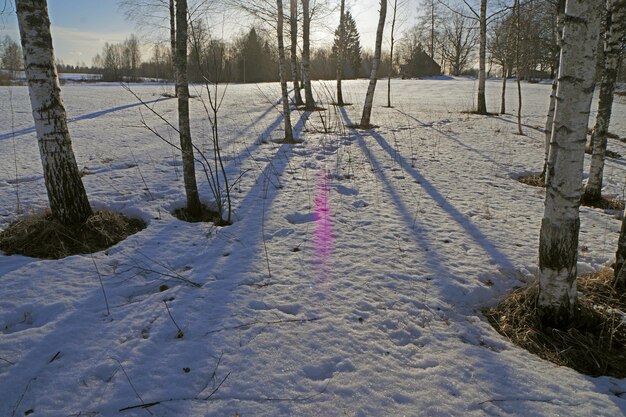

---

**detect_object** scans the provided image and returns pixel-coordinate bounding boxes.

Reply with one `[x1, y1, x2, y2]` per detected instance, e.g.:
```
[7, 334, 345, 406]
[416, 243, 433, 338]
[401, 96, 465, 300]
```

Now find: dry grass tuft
[485, 269, 626, 378]
[0, 210, 146, 259]
[172, 204, 229, 226]
[581, 193, 625, 211]
[517, 174, 545, 188]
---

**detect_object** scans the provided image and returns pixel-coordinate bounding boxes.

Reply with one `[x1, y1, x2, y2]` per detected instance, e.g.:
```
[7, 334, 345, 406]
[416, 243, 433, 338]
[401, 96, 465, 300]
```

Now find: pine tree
[332, 11, 362, 79]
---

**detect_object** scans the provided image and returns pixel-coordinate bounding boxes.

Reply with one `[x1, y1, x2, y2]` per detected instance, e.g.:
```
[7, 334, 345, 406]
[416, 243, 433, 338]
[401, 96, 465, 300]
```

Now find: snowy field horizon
[1, 77, 626, 416]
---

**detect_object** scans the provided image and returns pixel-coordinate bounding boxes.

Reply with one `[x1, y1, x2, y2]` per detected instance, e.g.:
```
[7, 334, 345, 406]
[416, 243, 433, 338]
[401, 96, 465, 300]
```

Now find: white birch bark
[290, 0, 304, 106]
[615, 211, 626, 285]
[301, 0, 315, 110]
[16, 0, 92, 225]
[500, 66, 507, 115]
[175, 0, 202, 217]
[543, 0, 565, 181]
[584, 0, 625, 201]
[277, 0, 294, 142]
[170, 0, 178, 96]
[476, 0, 487, 114]
[386, 0, 398, 108]
[538, 0, 602, 325]
[360, 0, 387, 127]
[336, 0, 345, 106]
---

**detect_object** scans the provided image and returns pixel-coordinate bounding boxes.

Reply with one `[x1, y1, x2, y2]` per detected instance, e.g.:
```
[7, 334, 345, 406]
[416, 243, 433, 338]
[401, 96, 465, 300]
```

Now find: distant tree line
[0, 35, 23, 82]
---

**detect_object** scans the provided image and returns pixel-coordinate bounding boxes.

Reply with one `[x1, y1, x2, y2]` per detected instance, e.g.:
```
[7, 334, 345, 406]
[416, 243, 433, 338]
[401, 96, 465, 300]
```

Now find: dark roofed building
[400, 49, 441, 79]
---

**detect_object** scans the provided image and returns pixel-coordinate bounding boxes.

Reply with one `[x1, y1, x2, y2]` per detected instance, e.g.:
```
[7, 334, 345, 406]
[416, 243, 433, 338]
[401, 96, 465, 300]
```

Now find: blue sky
[1, 0, 419, 66]
[1, 0, 145, 65]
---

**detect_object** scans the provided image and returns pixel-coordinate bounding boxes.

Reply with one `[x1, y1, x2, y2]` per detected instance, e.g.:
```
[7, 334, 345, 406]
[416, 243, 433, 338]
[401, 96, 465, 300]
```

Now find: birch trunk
[175, 0, 202, 217]
[290, 0, 304, 106]
[170, 0, 178, 96]
[615, 206, 626, 285]
[277, 0, 294, 143]
[514, 0, 523, 136]
[500, 66, 506, 114]
[584, 0, 625, 201]
[360, 0, 387, 127]
[543, 0, 565, 182]
[336, 0, 345, 106]
[537, 0, 602, 327]
[476, 0, 487, 114]
[16, 0, 93, 225]
[301, 0, 315, 110]
[387, 0, 398, 108]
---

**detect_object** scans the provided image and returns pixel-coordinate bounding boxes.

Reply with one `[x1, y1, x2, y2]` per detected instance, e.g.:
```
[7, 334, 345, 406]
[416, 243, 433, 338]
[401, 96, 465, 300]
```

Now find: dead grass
[517, 173, 545, 188]
[585, 147, 622, 159]
[485, 269, 626, 378]
[581, 193, 625, 211]
[0, 210, 146, 259]
[173, 204, 229, 226]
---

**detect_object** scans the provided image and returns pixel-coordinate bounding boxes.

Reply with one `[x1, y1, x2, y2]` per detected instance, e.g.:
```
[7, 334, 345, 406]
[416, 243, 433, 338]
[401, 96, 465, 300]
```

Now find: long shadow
[338, 110, 625, 416]
[393, 108, 513, 172]
[336, 109, 547, 414]
[0, 97, 172, 141]
[0, 111, 311, 416]
[342, 108, 516, 273]
[489, 114, 545, 134]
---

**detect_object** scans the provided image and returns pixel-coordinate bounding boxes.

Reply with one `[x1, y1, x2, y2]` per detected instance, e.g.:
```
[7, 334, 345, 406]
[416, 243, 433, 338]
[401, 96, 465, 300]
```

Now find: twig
[133, 250, 202, 287]
[9, 89, 21, 214]
[0, 356, 15, 365]
[110, 358, 152, 415]
[11, 377, 36, 417]
[122, 262, 201, 288]
[91, 255, 111, 316]
[476, 397, 582, 407]
[163, 300, 184, 338]
[119, 379, 328, 412]
[129, 149, 154, 201]
[202, 371, 231, 400]
[205, 317, 322, 335]
[119, 401, 162, 412]
[261, 179, 272, 278]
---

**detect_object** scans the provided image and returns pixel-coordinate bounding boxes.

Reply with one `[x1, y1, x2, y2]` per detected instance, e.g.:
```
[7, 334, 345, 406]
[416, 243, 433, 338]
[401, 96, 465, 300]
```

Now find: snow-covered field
[1, 77, 625, 416]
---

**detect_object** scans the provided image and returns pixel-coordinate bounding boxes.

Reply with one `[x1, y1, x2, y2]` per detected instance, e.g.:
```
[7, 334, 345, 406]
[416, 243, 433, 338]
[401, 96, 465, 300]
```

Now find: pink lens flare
[313, 170, 333, 282]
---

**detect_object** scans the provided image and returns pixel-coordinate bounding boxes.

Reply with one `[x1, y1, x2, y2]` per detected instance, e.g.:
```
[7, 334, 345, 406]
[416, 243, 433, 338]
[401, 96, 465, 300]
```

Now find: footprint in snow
[334, 184, 359, 196]
[285, 212, 316, 224]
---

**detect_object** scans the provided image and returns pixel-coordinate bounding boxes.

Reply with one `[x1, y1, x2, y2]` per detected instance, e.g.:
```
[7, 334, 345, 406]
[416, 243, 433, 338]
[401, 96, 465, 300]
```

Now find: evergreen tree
[332, 11, 361, 79]
[238, 28, 277, 83]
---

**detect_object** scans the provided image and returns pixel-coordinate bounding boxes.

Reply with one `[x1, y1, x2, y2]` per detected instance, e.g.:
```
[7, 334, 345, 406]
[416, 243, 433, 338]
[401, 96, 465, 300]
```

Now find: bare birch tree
[584, 0, 625, 202]
[16, 0, 93, 225]
[359, 0, 387, 127]
[175, 0, 202, 217]
[336, 0, 346, 106]
[477, 0, 487, 114]
[302, 0, 315, 110]
[537, 0, 602, 326]
[542, 0, 565, 181]
[386, 0, 400, 108]
[290, 0, 304, 106]
[277, 0, 295, 142]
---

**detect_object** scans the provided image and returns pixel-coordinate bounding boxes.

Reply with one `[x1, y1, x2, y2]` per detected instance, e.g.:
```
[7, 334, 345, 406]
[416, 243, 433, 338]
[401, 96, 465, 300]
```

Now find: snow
[1, 77, 625, 416]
